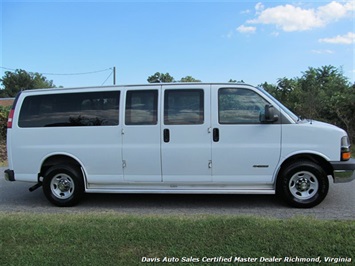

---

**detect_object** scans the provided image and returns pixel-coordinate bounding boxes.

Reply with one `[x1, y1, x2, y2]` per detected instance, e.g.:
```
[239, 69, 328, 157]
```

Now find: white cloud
[317, 1, 354, 22]
[246, 1, 354, 32]
[248, 4, 322, 31]
[319, 32, 355, 44]
[236, 25, 256, 33]
[255, 2, 265, 13]
[311, 49, 334, 54]
[224, 30, 234, 39]
[240, 9, 251, 14]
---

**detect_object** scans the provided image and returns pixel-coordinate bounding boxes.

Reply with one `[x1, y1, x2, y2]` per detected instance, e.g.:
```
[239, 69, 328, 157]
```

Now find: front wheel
[277, 161, 329, 208]
[43, 165, 84, 207]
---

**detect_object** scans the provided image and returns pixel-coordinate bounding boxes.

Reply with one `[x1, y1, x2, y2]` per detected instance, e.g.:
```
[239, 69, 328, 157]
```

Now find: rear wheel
[277, 161, 329, 208]
[43, 165, 84, 207]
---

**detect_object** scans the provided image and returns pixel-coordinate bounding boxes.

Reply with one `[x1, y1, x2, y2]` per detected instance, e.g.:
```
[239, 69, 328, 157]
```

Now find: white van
[4, 83, 355, 207]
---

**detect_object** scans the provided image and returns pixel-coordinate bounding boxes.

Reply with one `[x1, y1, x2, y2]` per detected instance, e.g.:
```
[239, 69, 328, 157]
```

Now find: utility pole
[113, 66, 116, 85]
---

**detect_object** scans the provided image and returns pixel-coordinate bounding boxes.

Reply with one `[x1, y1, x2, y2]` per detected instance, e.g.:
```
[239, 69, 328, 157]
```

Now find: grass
[0, 213, 354, 265]
[0, 140, 354, 264]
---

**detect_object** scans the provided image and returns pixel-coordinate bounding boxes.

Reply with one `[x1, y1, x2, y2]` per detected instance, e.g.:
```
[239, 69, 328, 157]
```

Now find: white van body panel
[122, 124, 162, 182]
[211, 124, 281, 184]
[12, 126, 123, 184]
[281, 121, 346, 163]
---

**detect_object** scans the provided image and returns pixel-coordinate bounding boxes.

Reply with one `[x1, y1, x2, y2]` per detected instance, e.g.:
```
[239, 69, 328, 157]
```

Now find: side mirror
[260, 104, 279, 123]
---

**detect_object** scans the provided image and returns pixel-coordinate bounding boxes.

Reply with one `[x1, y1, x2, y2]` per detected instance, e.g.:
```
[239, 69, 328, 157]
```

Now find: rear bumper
[330, 159, 355, 183]
[4, 169, 15, 182]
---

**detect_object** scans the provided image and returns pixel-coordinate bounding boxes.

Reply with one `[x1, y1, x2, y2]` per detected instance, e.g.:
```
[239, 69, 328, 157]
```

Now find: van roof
[19, 82, 256, 94]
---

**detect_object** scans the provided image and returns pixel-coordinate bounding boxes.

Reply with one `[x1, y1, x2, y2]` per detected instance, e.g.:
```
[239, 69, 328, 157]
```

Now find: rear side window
[18, 91, 120, 127]
[125, 90, 158, 125]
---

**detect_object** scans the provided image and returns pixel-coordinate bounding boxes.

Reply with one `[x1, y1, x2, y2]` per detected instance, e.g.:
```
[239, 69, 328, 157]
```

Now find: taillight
[6, 92, 21, 129]
[7, 109, 14, 128]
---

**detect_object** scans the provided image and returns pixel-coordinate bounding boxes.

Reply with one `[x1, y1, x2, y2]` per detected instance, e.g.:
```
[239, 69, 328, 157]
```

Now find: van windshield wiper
[297, 116, 313, 124]
[297, 116, 304, 122]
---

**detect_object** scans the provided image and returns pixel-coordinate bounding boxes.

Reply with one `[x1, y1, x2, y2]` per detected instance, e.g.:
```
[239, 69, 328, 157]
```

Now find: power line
[101, 71, 113, 86]
[0, 66, 112, 76]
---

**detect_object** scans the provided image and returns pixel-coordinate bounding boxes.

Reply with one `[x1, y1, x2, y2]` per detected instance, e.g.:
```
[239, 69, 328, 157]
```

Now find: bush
[0, 106, 10, 164]
[0, 105, 10, 143]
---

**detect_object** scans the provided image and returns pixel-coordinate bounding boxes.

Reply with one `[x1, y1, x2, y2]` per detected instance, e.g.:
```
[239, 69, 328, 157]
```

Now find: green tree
[179, 76, 201, 82]
[331, 85, 355, 142]
[295, 66, 350, 120]
[261, 78, 297, 110]
[228, 79, 244, 83]
[0, 69, 55, 97]
[0, 105, 10, 143]
[147, 72, 174, 83]
[262, 65, 354, 142]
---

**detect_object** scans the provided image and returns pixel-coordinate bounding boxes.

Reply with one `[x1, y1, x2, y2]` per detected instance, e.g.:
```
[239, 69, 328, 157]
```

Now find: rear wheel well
[41, 155, 82, 177]
[277, 154, 333, 181]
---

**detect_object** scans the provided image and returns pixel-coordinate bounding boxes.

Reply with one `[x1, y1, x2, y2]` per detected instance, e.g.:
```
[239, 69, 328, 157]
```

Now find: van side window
[125, 90, 158, 125]
[164, 89, 204, 125]
[218, 88, 269, 124]
[18, 91, 120, 127]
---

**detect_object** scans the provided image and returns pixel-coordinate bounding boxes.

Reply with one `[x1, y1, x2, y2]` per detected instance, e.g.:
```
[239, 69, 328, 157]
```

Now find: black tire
[277, 160, 329, 208]
[43, 165, 84, 207]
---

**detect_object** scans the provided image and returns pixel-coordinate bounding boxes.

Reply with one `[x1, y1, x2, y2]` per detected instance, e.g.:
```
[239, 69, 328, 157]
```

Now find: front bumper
[330, 159, 355, 183]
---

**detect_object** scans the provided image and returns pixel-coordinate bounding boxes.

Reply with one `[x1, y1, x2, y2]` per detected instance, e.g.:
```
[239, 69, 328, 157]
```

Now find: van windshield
[257, 87, 298, 123]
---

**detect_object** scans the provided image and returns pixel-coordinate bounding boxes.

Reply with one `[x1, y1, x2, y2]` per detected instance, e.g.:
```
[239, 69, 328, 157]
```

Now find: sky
[1, 0, 354, 88]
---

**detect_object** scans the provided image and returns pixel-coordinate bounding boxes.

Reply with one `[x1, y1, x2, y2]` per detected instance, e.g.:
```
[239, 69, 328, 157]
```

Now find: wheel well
[278, 154, 333, 179]
[41, 155, 82, 177]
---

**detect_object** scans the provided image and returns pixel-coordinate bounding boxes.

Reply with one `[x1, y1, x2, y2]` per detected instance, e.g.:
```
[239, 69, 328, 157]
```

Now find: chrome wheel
[289, 171, 319, 200]
[43, 164, 84, 207]
[50, 173, 75, 200]
[278, 161, 328, 208]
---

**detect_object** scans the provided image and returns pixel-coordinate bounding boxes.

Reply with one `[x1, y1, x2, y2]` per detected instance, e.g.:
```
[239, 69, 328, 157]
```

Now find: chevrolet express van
[4, 83, 355, 207]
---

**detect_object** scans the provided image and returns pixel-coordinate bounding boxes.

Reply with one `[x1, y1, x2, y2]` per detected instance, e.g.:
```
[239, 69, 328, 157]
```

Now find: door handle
[213, 128, 219, 142]
[163, 129, 170, 143]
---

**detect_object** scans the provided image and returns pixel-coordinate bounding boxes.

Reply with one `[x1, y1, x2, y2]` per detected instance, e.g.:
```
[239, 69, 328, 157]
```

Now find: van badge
[253, 165, 269, 168]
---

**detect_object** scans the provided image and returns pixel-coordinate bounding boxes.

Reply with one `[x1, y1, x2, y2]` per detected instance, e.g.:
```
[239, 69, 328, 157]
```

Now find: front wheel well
[41, 155, 82, 177]
[277, 154, 333, 181]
